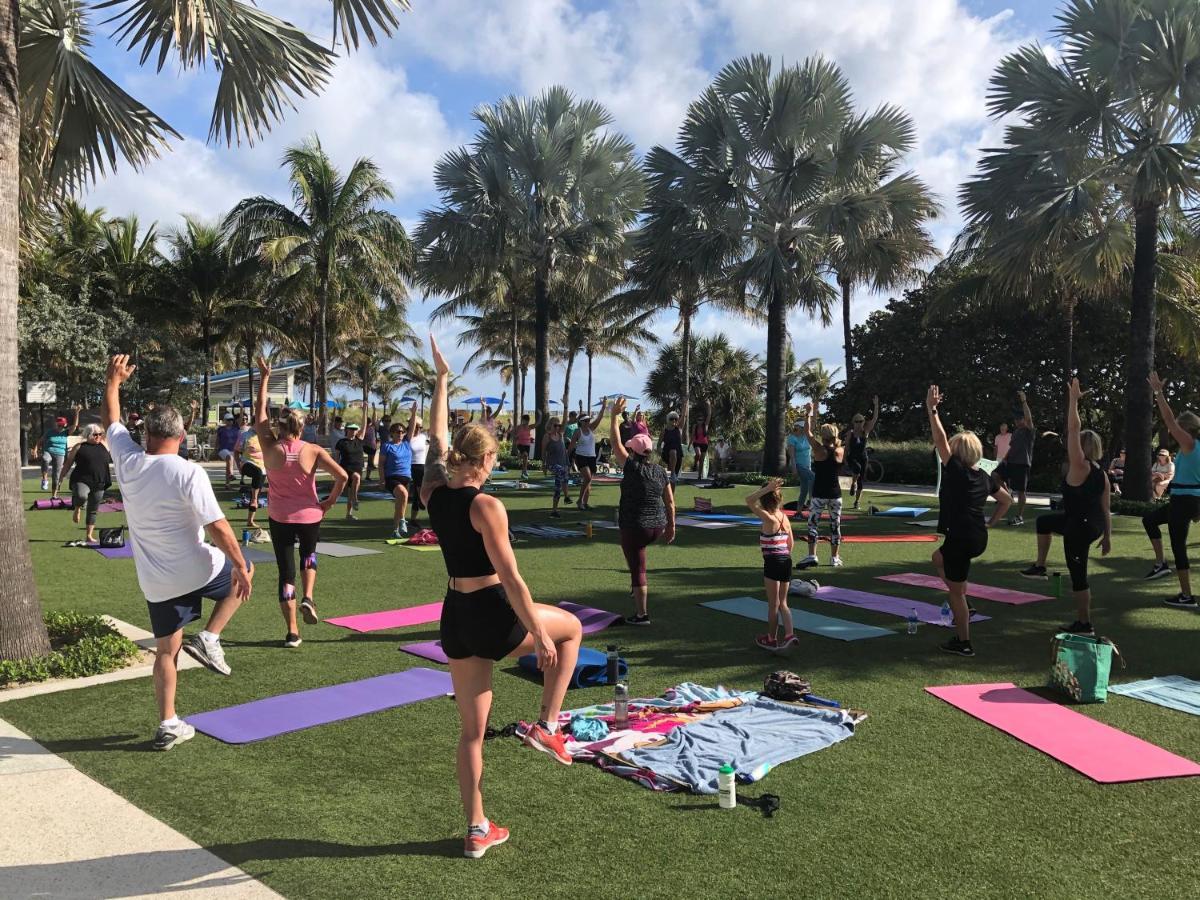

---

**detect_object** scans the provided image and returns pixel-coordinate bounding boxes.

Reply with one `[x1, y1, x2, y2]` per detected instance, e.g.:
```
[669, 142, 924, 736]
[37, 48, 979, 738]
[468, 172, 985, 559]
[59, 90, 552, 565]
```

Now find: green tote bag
[1049, 632, 1124, 703]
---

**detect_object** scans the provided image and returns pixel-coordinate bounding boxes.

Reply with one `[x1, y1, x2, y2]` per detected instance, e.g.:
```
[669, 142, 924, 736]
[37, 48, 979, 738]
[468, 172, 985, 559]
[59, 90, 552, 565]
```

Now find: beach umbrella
[462, 396, 503, 406]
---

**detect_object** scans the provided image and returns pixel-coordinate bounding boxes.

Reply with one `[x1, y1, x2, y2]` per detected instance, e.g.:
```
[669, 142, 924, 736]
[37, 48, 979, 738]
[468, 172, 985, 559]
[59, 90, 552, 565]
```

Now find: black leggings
[1143, 495, 1200, 571]
[1037, 512, 1104, 591]
[268, 518, 321, 600]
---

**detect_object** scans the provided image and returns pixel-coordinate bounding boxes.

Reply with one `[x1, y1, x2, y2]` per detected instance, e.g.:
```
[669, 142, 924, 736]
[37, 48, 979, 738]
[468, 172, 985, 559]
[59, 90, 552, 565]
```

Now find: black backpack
[99, 527, 125, 548]
[763, 670, 812, 702]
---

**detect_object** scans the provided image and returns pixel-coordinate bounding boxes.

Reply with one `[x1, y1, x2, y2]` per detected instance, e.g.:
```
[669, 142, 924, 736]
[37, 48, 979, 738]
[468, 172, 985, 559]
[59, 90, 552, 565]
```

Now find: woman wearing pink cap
[609, 397, 675, 625]
[254, 358, 348, 648]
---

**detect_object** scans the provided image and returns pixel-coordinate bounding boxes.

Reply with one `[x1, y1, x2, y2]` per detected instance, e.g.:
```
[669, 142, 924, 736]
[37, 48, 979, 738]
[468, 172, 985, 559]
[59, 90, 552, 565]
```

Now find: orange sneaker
[522, 722, 572, 765]
[464, 822, 510, 859]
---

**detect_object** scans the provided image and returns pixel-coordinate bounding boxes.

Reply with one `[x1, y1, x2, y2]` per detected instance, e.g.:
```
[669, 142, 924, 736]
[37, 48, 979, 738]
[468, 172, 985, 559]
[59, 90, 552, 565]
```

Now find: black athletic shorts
[997, 461, 1030, 493]
[240, 462, 264, 490]
[386, 474, 412, 494]
[575, 454, 597, 473]
[939, 531, 988, 583]
[439, 583, 528, 661]
[763, 555, 793, 583]
[516, 444, 532, 456]
[411, 464, 425, 512]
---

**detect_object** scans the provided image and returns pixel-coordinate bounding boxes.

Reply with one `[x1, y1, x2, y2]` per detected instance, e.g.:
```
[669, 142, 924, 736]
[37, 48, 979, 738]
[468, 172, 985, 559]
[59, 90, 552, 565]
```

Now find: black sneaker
[1020, 565, 1048, 579]
[939, 637, 975, 657]
[1145, 561, 1172, 580]
[624, 614, 651, 626]
[283, 632, 303, 648]
[300, 597, 319, 625]
[1063, 620, 1095, 635]
[549, 511, 561, 519]
[1163, 593, 1198, 609]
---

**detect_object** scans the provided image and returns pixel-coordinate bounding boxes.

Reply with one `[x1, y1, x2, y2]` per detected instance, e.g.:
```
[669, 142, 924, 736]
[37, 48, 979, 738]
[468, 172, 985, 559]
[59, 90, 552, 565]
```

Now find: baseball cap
[346, 422, 360, 431]
[54, 416, 67, 426]
[627, 433, 653, 455]
[223, 413, 234, 421]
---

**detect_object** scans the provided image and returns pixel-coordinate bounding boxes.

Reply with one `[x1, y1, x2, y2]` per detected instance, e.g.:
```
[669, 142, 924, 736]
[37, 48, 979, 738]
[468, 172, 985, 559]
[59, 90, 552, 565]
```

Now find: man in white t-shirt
[102, 355, 254, 752]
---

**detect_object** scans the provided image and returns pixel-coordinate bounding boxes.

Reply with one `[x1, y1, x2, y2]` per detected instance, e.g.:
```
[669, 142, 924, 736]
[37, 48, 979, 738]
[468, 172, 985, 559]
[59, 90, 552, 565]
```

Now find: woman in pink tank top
[255, 359, 349, 648]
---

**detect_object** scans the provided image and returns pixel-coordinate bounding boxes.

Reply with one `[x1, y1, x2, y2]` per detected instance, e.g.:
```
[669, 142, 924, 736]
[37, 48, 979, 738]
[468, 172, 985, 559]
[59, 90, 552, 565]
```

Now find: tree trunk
[0, 0, 52, 661]
[533, 271, 551, 461]
[560, 352, 574, 416]
[317, 281, 330, 434]
[586, 350, 593, 413]
[245, 338, 254, 415]
[1063, 297, 1075, 386]
[309, 314, 318, 416]
[510, 295, 522, 421]
[680, 309, 692, 451]
[763, 286, 789, 476]
[840, 276, 854, 386]
[1121, 201, 1160, 502]
[360, 367, 368, 427]
[202, 317, 212, 422]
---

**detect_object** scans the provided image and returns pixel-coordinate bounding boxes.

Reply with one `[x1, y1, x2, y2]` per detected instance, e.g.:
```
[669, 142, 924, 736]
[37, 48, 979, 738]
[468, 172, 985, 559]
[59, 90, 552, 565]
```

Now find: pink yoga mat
[97, 500, 124, 513]
[814, 586, 989, 627]
[878, 572, 1051, 605]
[926, 682, 1200, 784]
[325, 602, 443, 633]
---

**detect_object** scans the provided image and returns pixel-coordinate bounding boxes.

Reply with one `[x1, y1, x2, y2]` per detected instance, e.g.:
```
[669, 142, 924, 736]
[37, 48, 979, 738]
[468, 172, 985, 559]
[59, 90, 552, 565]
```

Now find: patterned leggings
[549, 464, 569, 502]
[808, 497, 843, 549]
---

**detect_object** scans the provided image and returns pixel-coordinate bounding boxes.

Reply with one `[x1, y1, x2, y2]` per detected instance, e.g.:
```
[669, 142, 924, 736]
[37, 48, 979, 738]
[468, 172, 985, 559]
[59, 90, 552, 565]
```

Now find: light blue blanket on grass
[1109, 676, 1200, 716]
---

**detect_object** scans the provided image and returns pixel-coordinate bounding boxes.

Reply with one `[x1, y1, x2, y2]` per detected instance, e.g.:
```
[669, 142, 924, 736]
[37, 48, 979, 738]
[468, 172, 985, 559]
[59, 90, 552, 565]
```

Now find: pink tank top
[270, 439, 322, 524]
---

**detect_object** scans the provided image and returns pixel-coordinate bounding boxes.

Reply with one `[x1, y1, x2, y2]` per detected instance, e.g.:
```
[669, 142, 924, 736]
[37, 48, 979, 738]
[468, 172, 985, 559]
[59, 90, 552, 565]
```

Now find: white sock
[198, 630, 219, 643]
[467, 819, 490, 837]
[540, 719, 559, 734]
[161, 716, 181, 728]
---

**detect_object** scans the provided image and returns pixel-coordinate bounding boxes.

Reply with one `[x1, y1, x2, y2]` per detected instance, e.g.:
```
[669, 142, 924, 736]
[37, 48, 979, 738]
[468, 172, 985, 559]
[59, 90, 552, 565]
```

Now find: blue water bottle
[907, 609, 919, 635]
[940, 599, 952, 628]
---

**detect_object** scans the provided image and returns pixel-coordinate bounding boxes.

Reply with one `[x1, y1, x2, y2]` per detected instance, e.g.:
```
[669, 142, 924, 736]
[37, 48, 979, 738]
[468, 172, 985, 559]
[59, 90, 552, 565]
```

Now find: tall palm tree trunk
[533, 271, 552, 460]
[309, 314, 318, 416]
[840, 276, 854, 386]
[586, 350, 593, 412]
[245, 339, 254, 413]
[202, 317, 212, 422]
[510, 297, 522, 421]
[560, 353, 574, 415]
[680, 308, 692, 450]
[317, 281, 330, 434]
[0, 0, 52, 662]
[763, 287, 789, 476]
[1063, 297, 1076, 387]
[1122, 201, 1160, 502]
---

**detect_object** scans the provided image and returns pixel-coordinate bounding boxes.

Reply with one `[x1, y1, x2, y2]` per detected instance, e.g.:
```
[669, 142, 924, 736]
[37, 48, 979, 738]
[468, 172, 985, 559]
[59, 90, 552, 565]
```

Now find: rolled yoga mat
[325, 602, 443, 633]
[188, 668, 454, 744]
[700, 597, 894, 642]
[877, 572, 1051, 605]
[30, 498, 70, 510]
[1108, 676, 1200, 717]
[519, 645, 626, 688]
[91, 544, 133, 559]
[814, 534, 939, 543]
[925, 682, 1200, 783]
[813, 586, 989, 627]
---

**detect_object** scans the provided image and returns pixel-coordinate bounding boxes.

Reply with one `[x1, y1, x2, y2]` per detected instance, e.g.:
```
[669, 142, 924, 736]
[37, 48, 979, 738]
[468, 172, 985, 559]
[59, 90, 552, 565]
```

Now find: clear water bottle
[940, 599, 952, 627]
[718, 763, 737, 809]
[614, 682, 629, 729]
[606, 645, 620, 685]
[907, 609, 919, 635]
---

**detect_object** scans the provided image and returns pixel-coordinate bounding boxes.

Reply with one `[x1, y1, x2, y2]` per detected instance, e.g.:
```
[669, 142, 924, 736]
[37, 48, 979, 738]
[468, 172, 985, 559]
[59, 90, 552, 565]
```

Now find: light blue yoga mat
[1109, 676, 1200, 716]
[700, 596, 894, 642]
[691, 513, 762, 525]
[874, 507, 930, 518]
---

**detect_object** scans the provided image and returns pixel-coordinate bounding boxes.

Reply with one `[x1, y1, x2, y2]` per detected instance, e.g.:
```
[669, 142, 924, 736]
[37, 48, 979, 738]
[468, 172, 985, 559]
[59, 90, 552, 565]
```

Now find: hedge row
[0, 612, 140, 687]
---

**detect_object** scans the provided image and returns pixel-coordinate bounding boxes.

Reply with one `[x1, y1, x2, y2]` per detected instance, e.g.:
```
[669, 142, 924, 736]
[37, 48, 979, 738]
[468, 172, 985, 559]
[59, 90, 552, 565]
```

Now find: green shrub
[0, 613, 140, 687]
[1111, 498, 1160, 519]
[869, 441, 937, 485]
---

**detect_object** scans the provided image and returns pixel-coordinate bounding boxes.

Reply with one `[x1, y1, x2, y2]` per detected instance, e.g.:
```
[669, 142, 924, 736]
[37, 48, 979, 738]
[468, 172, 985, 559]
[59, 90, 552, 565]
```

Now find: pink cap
[626, 433, 653, 456]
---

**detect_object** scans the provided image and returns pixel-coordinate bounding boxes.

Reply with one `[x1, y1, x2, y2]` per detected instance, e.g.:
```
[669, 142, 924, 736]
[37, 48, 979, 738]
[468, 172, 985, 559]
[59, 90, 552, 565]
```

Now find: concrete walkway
[0, 719, 281, 899]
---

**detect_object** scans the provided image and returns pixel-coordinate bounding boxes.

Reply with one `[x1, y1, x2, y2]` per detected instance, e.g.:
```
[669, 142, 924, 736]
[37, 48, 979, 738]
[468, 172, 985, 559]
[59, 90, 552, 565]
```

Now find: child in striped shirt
[746, 478, 797, 650]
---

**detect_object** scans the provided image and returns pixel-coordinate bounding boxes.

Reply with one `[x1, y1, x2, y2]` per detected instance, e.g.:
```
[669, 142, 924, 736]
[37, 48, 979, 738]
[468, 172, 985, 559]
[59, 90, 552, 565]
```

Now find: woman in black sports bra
[419, 334, 583, 860]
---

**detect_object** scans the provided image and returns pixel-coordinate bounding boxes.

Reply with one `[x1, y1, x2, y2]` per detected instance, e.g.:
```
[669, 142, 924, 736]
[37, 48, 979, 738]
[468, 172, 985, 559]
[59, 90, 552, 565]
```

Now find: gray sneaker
[153, 720, 195, 751]
[183, 634, 231, 676]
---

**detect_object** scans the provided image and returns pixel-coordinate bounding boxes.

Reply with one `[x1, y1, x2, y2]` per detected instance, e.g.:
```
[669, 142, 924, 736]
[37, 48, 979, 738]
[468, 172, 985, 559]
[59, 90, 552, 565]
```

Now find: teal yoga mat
[700, 596, 894, 642]
[1109, 676, 1200, 716]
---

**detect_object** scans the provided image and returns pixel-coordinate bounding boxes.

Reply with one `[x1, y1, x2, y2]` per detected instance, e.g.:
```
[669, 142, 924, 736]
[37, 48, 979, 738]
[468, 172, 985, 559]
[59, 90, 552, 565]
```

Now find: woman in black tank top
[419, 334, 582, 860]
[1021, 378, 1112, 634]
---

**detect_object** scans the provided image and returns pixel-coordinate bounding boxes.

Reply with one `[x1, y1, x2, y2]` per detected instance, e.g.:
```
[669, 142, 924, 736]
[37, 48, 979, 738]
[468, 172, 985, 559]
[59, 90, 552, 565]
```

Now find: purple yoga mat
[813, 586, 990, 627]
[31, 498, 69, 510]
[557, 601, 622, 634]
[92, 544, 133, 559]
[97, 500, 124, 513]
[188, 668, 454, 744]
[877, 572, 1051, 605]
[400, 640, 449, 664]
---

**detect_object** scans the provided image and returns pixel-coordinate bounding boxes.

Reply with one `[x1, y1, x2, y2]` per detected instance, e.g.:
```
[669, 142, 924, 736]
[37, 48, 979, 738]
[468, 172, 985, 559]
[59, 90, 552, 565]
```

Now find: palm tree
[417, 87, 643, 453]
[972, 0, 1200, 500]
[390, 354, 465, 414]
[577, 296, 658, 412]
[2, 0, 409, 661]
[818, 170, 940, 382]
[671, 56, 916, 474]
[332, 309, 415, 417]
[225, 137, 412, 431]
[794, 358, 843, 406]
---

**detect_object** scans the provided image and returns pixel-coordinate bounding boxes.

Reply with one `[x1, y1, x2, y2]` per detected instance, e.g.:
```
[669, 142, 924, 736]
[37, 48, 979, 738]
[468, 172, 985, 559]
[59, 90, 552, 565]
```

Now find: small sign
[26, 381, 56, 404]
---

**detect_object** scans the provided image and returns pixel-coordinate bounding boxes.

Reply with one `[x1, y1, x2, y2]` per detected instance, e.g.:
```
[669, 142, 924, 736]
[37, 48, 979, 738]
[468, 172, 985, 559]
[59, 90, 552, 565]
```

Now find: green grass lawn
[5, 473, 1200, 899]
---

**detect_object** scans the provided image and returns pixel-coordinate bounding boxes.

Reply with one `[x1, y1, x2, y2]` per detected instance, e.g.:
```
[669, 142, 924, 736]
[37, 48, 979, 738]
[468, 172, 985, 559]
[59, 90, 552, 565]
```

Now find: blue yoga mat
[700, 597, 894, 642]
[187, 668, 453, 744]
[1109, 676, 1200, 716]
[518, 646, 627, 688]
[691, 513, 762, 525]
[874, 507, 930, 518]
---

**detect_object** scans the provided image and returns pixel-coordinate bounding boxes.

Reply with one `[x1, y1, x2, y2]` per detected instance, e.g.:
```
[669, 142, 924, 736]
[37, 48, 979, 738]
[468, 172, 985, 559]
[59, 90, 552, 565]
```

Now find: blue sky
[83, 0, 1061, 405]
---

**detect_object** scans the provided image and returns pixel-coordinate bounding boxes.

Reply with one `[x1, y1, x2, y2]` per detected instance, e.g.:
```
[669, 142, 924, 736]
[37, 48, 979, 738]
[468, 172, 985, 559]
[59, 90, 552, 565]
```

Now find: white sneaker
[153, 720, 195, 751]
[798, 554, 819, 568]
[831, 556, 845, 567]
[40, 479, 48, 491]
[183, 634, 231, 676]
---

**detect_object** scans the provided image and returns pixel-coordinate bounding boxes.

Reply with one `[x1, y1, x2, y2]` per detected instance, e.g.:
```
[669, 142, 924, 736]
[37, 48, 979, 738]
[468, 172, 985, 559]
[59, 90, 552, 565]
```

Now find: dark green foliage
[0, 611, 139, 686]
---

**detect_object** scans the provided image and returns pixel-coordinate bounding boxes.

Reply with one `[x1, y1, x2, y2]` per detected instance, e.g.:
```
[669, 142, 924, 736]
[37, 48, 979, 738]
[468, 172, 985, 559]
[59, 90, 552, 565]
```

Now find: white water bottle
[940, 599, 952, 628]
[718, 763, 736, 809]
[907, 609, 919, 635]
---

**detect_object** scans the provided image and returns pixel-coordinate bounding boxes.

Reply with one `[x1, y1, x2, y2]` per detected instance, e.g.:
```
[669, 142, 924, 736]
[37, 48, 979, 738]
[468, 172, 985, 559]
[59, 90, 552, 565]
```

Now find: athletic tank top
[269, 439, 322, 524]
[662, 426, 683, 449]
[846, 431, 867, 461]
[812, 453, 842, 499]
[544, 436, 568, 468]
[427, 485, 496, 577]
[693, 422, 708, 445]
[576, 429, 597, 456]
[1062, 462, 1106, 527]
[1170, 443, 1200, 496]
[759, 521, 789, 557]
